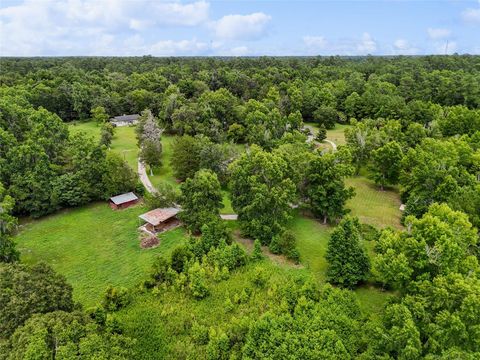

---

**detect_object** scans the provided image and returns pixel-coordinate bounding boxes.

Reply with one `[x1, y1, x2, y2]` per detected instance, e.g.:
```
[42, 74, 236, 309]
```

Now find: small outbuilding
[139, 207, 180, 234]
[109, 192, 139, 210]
[110, 114, 140, 127]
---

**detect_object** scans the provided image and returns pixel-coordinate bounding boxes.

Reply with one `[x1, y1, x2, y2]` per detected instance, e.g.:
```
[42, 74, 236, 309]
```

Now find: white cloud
[392, 39, 419, 55]
[462, 7, 480, 24]
[149, 38, 209, 55]
[356, 32, 376, 53]
[0, 0, 213, 56]
[303, 36, 327, 49]
[427, 28, 451, 39]
[210, 12, 271, 40]
[301, 33, 377, 55]
[155, 1, 209, 26]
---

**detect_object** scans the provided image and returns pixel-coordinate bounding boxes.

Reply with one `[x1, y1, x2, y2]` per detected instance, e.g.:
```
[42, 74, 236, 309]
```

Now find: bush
[269, 230, 297, 257]
[188, 262, 209, 299]
[191, 322, 210, 345]
[251, 267, 268, 288]
[208, 242, 247, 271]
[251, 239, 264, 261]
[86, 306, 107, 326]
[360, 223, 380, 242]
[171, 246, 193, 273]
[146, 256, 170, 287]
[188, 219, 232, 258]
[144, 183, 179, 209]
[102, 286, 131, 312]
[286, 248, 301, 264]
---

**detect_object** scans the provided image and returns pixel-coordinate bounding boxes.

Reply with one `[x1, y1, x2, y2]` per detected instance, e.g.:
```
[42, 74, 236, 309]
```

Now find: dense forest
[1, 56, 480, 359]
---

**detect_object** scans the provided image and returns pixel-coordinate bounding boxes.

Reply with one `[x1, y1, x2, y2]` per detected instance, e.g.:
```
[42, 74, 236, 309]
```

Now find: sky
[0, 0, 479, 56]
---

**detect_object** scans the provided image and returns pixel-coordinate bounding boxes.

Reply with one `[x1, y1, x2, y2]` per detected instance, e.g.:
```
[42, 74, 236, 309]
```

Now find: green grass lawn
[149, 135, 178, 189]
[346, 176, 403, 229]
[326, 123, 349, 146]
[289, 214, 331, 282]
[288, 212, 393, 317]
[110, 126, 139, 170]
[16, 203, 186, 306]
[68, 120, 100, 139]
[23, 120, 395, 319]
[305, 122, 350, 150]
[68, 121, 139, 170]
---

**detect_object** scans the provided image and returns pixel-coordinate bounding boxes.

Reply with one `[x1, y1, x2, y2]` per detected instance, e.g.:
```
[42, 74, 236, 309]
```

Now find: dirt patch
[140, 235, 160, 249]
[232, 230, 303, 269]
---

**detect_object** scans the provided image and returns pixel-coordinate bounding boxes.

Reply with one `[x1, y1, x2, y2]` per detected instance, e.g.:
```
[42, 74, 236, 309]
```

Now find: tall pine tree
[326, 216, 370, 288]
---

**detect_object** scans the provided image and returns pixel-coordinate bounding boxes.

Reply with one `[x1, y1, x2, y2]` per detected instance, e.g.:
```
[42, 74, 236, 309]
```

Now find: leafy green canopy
[0, 262, 74, 339]
[179, 169, 223, 233]
[229, 145, 295, 244]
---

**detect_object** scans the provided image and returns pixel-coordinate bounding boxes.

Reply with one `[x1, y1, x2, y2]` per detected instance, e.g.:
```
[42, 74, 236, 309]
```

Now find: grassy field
[305, 122, 349, 151]
[327, 123, 349, 146]
[149, 135, 178, 189]
[68, 121, 139, 170]
[288, 213, 392, 317]
[68, 120, 100, 139]
[18, 120, 398, 318]
[346, 176, 402, 229]
[16, 203, 186, 306]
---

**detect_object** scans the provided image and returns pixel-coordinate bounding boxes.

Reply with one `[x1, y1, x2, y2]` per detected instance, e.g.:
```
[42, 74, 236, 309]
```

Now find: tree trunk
[323, 215, 327, 224]
[150, 167, 153, 176]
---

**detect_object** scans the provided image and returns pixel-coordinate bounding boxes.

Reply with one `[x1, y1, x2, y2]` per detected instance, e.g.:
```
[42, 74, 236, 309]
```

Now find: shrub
[251, 239, 264, 261]
[269, 230, 297, 257]
[251, 267, 268, 288]
[286, 248, 301, 264]
[191, 322, 210, 345]
[188, 262, 209, 299]
[208, 243, 247, 271]
[360, 223, 380, 242]
[171, 246, 193, 273]
[102, 286, 131, 312]
[146, 256, 170, 287]
[144, 183, 179, 209]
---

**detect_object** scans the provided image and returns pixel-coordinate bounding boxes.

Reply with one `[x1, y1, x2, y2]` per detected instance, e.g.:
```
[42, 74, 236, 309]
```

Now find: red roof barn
[139, 207, 180, 233]
[109, 192, 139, 210]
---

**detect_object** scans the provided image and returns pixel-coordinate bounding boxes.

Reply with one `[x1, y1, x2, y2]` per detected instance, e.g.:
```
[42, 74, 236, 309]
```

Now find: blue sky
[1, 0, 479, 56]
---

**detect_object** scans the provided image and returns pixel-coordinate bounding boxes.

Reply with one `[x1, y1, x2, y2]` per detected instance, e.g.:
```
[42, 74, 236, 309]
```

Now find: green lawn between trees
[14, 122, 400, 342]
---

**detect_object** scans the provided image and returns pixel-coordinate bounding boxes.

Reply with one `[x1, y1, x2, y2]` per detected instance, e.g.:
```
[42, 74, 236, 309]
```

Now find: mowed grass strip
[16, 202, 186, 306]
[68, 121, 139, 170]
[345, 176, 403, 229]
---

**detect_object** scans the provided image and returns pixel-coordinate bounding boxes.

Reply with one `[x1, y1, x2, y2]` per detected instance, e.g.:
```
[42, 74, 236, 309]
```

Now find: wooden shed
[109, 192, 139, 210]
[139, 207, 180, 233]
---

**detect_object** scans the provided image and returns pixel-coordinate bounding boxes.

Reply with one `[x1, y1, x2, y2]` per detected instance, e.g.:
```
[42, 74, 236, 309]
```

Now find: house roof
[109, 192, 138, 205]
[110, 114, 140, 122]
[139, 207, 180, 226]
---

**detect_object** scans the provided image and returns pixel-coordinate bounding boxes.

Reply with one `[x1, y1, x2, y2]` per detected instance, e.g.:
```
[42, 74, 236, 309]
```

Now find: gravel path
[323, 139, 337, 151]
[304, 124, 338, 151]
[137, 160, 157, 194]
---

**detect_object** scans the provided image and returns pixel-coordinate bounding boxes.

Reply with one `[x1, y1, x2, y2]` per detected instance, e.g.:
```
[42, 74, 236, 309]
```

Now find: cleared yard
[68, 121, 139, 170]
[16, 203, 186, 306]
[346, 176, 403, 229]
[289, 213, 393, 317]
[326, 123, 349, 146]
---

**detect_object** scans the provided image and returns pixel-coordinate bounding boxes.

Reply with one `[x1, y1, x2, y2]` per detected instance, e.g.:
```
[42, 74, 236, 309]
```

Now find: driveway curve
[138, 160, 157, 194]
